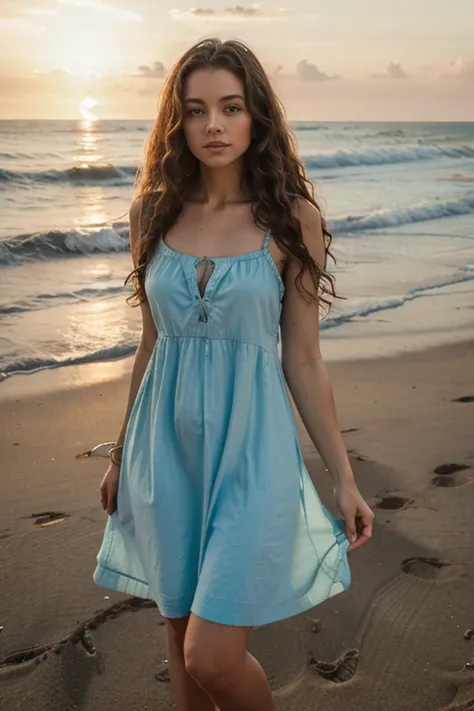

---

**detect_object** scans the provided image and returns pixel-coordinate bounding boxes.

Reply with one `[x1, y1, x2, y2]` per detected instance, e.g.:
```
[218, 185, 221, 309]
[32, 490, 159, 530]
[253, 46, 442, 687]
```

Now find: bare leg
[184, 613, 274, 711]
[164, 615, 218, 711]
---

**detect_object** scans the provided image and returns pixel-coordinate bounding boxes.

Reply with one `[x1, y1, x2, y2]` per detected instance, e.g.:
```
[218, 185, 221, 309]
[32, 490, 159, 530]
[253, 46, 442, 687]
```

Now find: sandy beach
[0, 339, 473, 711]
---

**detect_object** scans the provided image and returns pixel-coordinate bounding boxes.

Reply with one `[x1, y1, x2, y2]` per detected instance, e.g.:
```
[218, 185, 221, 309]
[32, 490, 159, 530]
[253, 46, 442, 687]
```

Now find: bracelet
[108, 444, 123, 466]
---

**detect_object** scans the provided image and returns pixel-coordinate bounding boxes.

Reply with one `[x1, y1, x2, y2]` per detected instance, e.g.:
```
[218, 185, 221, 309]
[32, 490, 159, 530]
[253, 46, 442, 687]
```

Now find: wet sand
[1, 340, 473, 711]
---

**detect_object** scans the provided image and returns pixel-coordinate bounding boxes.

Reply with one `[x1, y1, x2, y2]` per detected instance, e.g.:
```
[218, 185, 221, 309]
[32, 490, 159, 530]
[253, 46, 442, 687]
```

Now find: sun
[42, 13, 123, 77]
[79, 96, 99, 123]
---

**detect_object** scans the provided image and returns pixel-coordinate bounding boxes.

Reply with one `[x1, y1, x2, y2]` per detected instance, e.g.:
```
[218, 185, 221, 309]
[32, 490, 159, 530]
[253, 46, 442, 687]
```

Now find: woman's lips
[204, 143, 230, 153]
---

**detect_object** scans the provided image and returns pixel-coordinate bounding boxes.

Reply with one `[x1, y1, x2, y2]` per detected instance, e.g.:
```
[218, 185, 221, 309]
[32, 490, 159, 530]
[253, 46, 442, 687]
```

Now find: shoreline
[1, 331, 473, 403]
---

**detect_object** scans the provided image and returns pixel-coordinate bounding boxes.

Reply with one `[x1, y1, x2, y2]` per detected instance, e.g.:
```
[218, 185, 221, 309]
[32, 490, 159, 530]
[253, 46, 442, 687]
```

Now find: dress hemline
[93, 536, 350, 627]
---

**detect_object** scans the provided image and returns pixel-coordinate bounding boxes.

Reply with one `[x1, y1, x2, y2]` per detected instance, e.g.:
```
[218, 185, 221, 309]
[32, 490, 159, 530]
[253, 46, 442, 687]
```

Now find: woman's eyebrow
[183, 94, 245, 105]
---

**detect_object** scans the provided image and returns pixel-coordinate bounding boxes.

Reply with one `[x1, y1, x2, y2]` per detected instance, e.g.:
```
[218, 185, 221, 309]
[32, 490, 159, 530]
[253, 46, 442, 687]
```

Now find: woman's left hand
[335, 480, 374, 553]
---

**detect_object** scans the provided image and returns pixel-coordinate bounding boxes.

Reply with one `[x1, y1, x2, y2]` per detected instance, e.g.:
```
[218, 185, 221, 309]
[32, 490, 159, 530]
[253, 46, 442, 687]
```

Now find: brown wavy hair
[125, 37, 340, 316]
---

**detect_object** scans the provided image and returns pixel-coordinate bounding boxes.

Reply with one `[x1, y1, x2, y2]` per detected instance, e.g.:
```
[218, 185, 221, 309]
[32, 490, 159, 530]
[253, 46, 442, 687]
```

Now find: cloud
[428, 57, 474, 82]
[372, 61, 408, 79]
[133, 62, 167, 79]
[1, 62, 168, 103]
[112, 79, 163, 96]
[0, 68, 80, 97]
[296, 59, 337, 82]
[56, 0, 142, 22]
[448, 56, 474, 81]
[169, 5, 293, 22]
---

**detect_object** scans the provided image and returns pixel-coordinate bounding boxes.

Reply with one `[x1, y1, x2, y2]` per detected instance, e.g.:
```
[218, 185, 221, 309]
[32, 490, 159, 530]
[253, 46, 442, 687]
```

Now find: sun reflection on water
[73, 112, 115, 229]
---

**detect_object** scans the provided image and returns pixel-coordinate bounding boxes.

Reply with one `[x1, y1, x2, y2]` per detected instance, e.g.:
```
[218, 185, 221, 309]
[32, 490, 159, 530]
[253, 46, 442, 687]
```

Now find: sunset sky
[1, 0, 473, 121]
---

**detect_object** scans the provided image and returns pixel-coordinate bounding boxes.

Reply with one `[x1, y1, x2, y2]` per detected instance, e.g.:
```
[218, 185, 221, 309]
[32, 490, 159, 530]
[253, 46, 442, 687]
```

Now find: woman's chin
[198, 154, 236, 168]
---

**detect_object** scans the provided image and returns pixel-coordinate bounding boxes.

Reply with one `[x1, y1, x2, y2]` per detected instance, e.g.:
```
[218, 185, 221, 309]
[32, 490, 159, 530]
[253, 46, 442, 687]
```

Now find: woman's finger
[347, 511, 373, 552]
[345, 515, 357, 545]
[107, 493, 117, 515]
[361, 511, 374, 540]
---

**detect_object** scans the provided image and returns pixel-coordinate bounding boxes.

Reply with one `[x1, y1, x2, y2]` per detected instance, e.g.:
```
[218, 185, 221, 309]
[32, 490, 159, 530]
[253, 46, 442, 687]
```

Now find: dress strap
[262, 228, 271, 251]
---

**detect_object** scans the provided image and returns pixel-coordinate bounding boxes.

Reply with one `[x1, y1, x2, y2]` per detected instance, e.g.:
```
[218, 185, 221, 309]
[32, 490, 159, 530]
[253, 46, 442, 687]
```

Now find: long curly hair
[125, 37, 340, 315]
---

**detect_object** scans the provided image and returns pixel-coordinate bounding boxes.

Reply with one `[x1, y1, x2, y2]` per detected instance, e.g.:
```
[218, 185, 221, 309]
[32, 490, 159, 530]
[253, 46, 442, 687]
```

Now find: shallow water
[1, 120, 473, 379]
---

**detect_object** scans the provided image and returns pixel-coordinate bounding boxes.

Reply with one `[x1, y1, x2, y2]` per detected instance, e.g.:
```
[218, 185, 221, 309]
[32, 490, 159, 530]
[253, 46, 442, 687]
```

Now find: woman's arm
[99, 196, 158, 513]
[280, 198, 373, 552]
[113, 196, 158, 448]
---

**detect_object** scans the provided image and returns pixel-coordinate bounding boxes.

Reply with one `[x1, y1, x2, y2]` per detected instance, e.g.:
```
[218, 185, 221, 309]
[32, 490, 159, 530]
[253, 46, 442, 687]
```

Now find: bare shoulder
[291, 196, 325, 268]
[292, 195, 321, 222]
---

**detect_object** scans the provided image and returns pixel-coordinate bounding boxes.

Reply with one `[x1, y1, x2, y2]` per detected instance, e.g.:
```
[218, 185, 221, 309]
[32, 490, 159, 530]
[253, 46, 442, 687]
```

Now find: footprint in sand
[432, 475, 470, 488]
[434, 464, 470, 476]
[431, 463, 471, 488]
[374, 495, 414, 511]
[307, 648, 360, 683]
[155, 666, 171, 683]
[452, 396, 474, 403]
[401, 557, 465, 581]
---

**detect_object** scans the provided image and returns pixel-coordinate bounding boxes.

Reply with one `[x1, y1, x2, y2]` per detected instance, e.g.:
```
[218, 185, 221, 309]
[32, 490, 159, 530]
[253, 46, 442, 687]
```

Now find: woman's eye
[186, 105, 242, 116]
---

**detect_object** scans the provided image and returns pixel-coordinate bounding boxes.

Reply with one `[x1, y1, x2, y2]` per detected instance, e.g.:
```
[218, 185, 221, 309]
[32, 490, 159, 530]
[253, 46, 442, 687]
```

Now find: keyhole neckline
[195, 256, 215, 299]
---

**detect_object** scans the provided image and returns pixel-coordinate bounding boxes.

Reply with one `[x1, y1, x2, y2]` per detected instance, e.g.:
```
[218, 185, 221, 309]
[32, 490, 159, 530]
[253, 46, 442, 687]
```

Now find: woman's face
[181, 68, 252, 168]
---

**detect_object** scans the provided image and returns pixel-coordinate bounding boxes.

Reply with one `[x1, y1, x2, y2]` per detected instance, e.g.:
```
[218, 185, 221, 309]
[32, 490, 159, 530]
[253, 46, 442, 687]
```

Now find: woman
[94, 37, 374, 711]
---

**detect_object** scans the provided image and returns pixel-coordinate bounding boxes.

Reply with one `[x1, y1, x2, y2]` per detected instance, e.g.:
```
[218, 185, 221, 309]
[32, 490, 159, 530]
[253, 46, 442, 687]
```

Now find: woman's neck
[189, 161, 248, 210]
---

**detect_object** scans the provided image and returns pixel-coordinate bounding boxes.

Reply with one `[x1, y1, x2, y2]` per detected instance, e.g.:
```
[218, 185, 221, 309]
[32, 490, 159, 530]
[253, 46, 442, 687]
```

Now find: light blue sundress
[93, 228, 351, 626]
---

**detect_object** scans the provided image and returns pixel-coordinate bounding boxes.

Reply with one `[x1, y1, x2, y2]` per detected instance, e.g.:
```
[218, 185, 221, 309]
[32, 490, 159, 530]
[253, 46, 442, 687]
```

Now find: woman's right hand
[99, 463, 120, 515]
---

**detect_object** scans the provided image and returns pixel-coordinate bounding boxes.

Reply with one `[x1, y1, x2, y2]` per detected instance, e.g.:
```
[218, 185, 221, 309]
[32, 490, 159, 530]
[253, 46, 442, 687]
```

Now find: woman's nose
[205, 110, 223, 133]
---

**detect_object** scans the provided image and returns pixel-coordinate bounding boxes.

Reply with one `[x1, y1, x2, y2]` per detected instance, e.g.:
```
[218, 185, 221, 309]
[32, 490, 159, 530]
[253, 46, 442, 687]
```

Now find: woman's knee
[184, 642, 237, 692]
[183, 615, 249, 693]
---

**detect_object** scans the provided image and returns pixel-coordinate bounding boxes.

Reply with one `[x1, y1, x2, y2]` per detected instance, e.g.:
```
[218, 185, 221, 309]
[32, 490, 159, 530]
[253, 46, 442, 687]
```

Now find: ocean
[1, 120, 473, 383]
